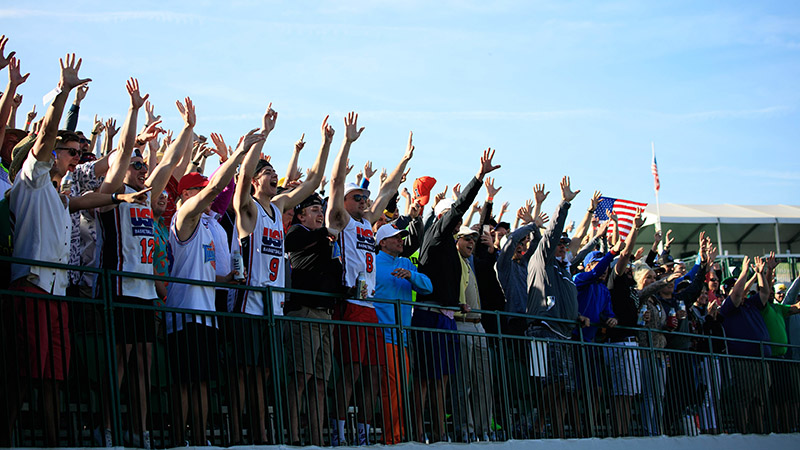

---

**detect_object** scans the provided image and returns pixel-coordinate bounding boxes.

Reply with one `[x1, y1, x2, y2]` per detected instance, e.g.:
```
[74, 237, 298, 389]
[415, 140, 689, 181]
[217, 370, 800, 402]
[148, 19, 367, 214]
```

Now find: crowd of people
[1, 37, 800, 448]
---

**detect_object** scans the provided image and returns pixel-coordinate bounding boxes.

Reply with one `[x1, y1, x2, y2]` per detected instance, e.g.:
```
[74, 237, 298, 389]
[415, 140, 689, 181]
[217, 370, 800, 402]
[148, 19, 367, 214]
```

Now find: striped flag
[651, 145, 660, 192]
[595, 197, 648, 240]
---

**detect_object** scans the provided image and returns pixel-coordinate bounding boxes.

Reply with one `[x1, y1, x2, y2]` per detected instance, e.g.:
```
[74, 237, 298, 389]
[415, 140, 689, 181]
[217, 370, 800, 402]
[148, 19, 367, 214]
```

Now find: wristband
[192, 161, 200, 167]
[487, 196, 494, 203]
[111, 192, 123, 204]
[587, 208, 595, 213]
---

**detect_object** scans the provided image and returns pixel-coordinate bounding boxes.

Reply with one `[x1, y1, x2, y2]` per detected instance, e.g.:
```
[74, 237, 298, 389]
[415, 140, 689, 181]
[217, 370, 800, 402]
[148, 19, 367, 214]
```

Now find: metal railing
[0, 255, 798, 447]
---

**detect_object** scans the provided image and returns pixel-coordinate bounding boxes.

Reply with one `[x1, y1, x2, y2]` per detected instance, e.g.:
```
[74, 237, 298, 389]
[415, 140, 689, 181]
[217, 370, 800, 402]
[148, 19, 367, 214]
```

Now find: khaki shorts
[284, 306, 333, 379]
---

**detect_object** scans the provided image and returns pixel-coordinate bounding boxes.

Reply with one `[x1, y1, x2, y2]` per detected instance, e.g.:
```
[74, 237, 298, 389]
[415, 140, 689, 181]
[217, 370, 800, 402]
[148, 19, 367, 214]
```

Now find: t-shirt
[760, 302, 792, 357]
[284, 224, 344, 310]
[719, 293, 771, 357]
[607, 270, 639, 341]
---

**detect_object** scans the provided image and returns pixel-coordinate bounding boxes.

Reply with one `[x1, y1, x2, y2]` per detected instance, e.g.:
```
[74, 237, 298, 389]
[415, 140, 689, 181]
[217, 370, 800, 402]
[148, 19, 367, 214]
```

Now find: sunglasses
[351, 194, 369, 202]
[130, 161, 148, 171]
[708, 278, 719, 282]
[55, 147, 79, 157]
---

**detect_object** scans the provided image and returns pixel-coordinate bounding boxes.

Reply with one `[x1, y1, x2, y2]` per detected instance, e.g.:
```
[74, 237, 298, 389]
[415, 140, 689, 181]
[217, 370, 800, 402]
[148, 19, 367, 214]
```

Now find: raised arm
[102, 118, 118, 156]
[535, 176, 579, 264]
[98, 78, 149, 195]
[6, 93, 21, 128]
[615, 208, 644, 275]
[326, 111, 363, 232]
[272, 116, 334, 212]
[282, 133, 304, 187]
[729, 255, 752, 308]
[32, 54, 89, 162]
[0, 55, 29, 151]
[366, 131, 414, 224]
[234, 104, 278, 237]
[146, 97, 195, 196]
[177, 130, 264, 241]
[65, 85, 88, 132]
[568, 190, 601, 255]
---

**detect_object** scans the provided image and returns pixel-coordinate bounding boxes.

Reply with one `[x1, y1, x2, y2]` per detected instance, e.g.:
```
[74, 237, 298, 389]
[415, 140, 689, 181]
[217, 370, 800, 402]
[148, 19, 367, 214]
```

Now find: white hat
[456, 225, 479, 239]
[375, 223, 409, 245]
[344, 182, 370, 198]
[434, 199, 454, 217]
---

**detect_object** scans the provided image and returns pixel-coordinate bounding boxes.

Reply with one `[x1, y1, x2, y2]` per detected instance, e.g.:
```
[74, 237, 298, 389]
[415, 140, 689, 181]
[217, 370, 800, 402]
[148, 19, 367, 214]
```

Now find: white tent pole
[775, 220, 781, 254]
[716, 220, 724, 256]
[653, 142, 663, 254]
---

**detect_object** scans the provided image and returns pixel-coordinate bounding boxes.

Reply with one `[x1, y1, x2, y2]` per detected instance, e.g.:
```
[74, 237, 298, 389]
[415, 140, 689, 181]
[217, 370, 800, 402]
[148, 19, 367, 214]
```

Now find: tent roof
[642, 204, 800, 225]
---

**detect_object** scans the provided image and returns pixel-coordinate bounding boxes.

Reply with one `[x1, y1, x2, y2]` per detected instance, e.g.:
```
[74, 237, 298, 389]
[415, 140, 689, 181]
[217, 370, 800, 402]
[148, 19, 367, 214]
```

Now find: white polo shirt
[9, 152, 71, 295]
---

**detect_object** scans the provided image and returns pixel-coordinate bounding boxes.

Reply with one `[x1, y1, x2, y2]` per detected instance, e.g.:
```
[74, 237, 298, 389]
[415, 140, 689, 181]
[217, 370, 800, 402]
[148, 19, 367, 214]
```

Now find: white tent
[640, 204, 800, 257]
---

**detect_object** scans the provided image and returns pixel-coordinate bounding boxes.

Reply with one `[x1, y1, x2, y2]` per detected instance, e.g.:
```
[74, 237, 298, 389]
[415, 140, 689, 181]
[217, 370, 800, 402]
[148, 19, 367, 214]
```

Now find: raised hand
[633, 207, 645, 228]
[344, 111, 364, 142]
[753, 256, 766, 274]
[633, 247, 645, 261]
[260, 102, 278, 134]
[163, 129, 173, 147]
[125, 78, 149, 109]
[210, 132, 230, 162]
[346, 158, 353, 175]
[484, 177, 502, 199]
[654, 229, 663, 243]
[434, 185, 448, 205]
[533, 183, 549, 204]
[380, 168, 388, 184]
[609, 209, 618, 222]
[471, 202, 481, 214]
[105, 118, 119, 139]
[409, 200, 422, 219]
[535, 212, 550, 228]
[560, 176, 580, 202]
[612, 237, 626, 254]
[364, 161, 377, 179]
[517, 204, 533, 224]
[400, 167, 410, 184]
[91, 114, 103, 134]
[26, 104, 36, 123]
[452, 183, 461, 200]
[12, 93, 22, 108]
[59, 53, 91, 91]
[767, 251, 778, 271]
[590, 190, 602, 211]
[320, 115, 335, 143]
[0, 35, 15, 70]
[478, 147, 501, 178]
[144, 100, 161, 125]
[75, 84, 89, 103]
[500, 201, 510, 215]
[319, 175, 327, 191]
[237, 128, 266, 153]
[665, 229, 675, 247]
[594, 220, 611, 239]
[175, 97, 196, 127]
[295, 133, 306, 152]
[403, 131, 414, 161]
[8, 57, 30, 86]
[137, 120, 165, 144]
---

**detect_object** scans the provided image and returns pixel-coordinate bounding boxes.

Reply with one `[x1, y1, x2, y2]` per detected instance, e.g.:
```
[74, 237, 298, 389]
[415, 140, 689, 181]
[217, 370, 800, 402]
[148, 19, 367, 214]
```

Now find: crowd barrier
[0, 255, 798, 447]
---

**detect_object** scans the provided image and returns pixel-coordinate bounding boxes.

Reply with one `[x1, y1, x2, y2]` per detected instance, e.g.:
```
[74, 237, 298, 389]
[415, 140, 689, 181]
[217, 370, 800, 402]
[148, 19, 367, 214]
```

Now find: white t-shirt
[339, 215, 377, 308]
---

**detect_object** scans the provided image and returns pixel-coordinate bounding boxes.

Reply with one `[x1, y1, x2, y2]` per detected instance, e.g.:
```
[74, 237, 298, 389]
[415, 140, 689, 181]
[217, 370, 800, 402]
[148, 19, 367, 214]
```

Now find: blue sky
[3, 0, 799, 224]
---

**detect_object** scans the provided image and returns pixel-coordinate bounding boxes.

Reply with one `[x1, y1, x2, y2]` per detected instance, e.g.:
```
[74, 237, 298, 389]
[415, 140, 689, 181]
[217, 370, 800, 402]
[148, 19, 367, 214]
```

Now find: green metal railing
[0, 254, 799, 447]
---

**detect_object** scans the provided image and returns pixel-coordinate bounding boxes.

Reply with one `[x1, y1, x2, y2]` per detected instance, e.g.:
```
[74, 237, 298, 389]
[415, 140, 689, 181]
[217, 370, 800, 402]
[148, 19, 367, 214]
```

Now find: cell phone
[483, 225, 492, 235]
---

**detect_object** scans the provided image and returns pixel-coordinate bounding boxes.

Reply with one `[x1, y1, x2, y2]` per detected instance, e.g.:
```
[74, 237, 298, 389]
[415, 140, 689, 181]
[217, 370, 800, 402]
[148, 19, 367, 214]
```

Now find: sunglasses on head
[56, 147, 79, 157]
[130, 161, 148, 171]
[351, 194, 369, 202]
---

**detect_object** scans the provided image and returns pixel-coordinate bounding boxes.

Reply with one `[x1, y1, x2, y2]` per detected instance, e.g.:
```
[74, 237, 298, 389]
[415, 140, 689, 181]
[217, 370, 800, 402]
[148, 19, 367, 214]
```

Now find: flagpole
[653, 141, 663, 254]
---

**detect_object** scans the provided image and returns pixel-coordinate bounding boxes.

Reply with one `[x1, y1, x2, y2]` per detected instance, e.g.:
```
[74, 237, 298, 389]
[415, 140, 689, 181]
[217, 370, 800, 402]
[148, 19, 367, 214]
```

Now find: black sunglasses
[55, 147, 79, 157]
[351, 194, 369, 202]
[130, 161, 148, 171]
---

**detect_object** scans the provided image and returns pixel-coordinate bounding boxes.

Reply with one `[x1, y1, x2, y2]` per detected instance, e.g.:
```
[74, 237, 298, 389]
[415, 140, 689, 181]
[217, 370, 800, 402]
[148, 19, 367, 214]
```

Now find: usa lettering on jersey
[202, 241, 217, 270]
[355, 225, 375, 252]
[130, 207, 154, 237]
[261, 227, 283, 257]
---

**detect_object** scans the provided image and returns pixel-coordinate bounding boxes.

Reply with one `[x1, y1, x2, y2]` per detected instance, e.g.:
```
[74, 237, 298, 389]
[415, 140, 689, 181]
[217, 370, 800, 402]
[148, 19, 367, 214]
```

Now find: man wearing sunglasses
[95, 81, 191, 448]
[5, 53, 149, 448]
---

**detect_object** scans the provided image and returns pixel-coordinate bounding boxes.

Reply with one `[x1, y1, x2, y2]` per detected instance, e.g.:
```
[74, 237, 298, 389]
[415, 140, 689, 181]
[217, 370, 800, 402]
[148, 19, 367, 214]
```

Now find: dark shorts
[167, 323, 220, 383]
[113, 296, 157, 344]
[13, 283, 71, 381]
[410, 308, 459, 380]
[334, 303, 386, 366]
[225, 314, 270, 367]
[526, 326, 576, 392]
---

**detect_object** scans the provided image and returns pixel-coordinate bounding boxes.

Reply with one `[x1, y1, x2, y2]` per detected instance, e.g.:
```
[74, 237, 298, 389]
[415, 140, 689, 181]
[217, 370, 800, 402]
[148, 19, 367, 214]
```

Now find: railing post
[760, 342, 772, 433]
[396, 299, 412, 443]
[495, 312, 511, 441]
[265, 285, 285, 444]
[101, 268, 123, 445]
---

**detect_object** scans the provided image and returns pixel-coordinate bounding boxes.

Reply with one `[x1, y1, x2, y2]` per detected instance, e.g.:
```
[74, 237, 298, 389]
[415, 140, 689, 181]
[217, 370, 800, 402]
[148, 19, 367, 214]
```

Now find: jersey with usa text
[99, 185, 157, 300]
[232, 200, 285, 316]
[166, 214, 217, 333]
[339, 215, 376, 308]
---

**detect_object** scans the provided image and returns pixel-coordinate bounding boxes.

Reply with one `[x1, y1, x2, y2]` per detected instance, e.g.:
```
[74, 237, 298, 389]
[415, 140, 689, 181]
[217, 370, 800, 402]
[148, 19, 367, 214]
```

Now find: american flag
[651, 145, 660, 192]
[595, 197, 648, 240]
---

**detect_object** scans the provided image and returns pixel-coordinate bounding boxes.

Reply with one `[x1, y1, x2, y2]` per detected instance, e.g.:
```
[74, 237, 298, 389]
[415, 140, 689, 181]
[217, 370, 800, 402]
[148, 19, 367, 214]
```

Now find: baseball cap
[456, 225, 479, 240]
[775, 283, 787, 294]
[583, 251, 605, 268]
[253, 158, 273, 177]
[559, 234, 571, 245]
[375, 223, 409, 244]
[434, 198, 454, 217]
[413, 176, 436, 206]
[496, 221, 511, 231]
[177, 172, 209, 195]
[344, 182, 370, 199]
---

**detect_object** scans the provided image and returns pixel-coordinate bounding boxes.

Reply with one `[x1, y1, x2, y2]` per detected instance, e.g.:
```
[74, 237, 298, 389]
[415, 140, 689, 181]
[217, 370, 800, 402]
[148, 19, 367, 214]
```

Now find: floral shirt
[68, 161, 104, 285]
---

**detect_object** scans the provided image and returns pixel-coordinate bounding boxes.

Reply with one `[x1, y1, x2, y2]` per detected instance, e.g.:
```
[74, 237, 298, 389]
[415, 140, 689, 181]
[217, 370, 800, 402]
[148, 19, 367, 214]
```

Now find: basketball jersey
[166, 214, 217, 333]
[100, 185, 157, 299]
[232, 200, 285, 316]
[339, 215, 376, 308]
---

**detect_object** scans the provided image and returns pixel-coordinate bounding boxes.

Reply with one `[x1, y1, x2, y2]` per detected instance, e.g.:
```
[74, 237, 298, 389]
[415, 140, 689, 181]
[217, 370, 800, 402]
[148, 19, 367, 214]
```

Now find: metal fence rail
[0, 255, 798, 447]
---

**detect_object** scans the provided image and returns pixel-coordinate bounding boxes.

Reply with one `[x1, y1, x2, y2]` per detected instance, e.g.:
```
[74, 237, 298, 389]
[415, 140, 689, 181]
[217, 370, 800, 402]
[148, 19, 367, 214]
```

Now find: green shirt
[760, 302, 792, 356]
